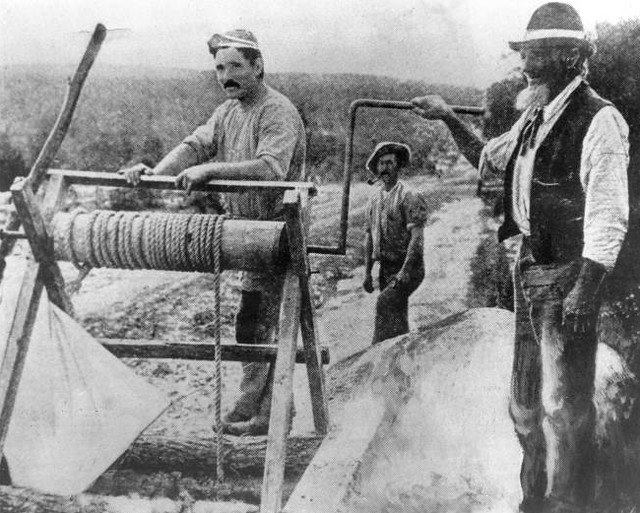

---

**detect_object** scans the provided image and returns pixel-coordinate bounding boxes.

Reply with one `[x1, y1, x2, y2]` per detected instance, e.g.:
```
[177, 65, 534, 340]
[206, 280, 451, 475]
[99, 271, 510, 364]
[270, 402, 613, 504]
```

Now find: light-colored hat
[208, 29, 260, 55]
[509, 3, 595, 56]
[366, 142, 412, 174]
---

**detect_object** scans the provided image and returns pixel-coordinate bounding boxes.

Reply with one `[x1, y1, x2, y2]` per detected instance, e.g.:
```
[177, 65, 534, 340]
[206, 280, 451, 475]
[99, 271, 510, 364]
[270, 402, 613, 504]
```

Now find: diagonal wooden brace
[0, 261, 43, 456]
[0, 24, 106, 286]
[283, 189, 329, 434]
[11, 180, 74, 316]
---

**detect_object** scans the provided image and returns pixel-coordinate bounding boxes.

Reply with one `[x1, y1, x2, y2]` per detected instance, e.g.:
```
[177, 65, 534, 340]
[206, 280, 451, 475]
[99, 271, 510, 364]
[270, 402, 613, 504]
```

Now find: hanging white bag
[0, 258, 170, 495]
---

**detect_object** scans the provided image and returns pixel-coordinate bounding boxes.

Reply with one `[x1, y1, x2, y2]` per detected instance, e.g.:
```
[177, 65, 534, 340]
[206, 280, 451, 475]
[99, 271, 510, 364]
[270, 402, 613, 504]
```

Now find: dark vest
[498, 82, 610, 264]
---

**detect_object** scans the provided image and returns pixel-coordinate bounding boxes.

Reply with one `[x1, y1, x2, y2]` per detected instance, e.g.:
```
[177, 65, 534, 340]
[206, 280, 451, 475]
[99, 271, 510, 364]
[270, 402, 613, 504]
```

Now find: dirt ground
[57, 173, 483, 442]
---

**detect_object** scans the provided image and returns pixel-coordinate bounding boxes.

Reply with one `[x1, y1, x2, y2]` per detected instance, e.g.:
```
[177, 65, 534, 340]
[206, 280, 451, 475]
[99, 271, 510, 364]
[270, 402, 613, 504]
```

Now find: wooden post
[11, 180, 74, 315]
[0, 260, 43, 454]
[260, 269, 300, 513]
[40, 174, 66, 223]
[0, 24, 104, 285]
[24, 25, 106, 192]
[284, 190, 329, 434]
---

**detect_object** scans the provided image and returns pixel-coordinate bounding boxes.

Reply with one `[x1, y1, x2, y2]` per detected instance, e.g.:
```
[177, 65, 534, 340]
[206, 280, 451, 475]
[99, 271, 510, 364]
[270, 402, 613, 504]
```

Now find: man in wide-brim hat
[362, 142, 428, 344]
[411, 3, 629, 512]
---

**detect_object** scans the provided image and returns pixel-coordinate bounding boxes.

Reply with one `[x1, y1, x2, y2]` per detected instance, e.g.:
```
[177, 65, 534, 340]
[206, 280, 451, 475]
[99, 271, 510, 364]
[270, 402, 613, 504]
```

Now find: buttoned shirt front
[366, 180, 428, 263]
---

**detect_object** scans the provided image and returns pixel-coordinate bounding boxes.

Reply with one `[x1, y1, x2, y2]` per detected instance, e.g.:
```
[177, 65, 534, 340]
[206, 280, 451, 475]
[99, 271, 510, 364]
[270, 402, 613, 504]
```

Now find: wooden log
[98, 339, 330, 364]
[261, 269, 300, 513]
[114, 433, 322, 476]
[51, 211, 288, 273]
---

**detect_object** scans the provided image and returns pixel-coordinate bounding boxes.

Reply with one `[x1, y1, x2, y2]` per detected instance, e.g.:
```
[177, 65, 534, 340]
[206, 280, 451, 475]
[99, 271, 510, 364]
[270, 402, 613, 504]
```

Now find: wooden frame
[1, 172, 329, 513]
[0, 26, 328, 510]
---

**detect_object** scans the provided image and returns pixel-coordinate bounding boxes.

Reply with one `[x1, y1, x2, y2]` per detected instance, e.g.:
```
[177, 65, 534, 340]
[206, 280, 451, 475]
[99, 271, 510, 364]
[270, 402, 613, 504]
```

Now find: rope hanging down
[57, 208, 228, 479]
[212, 214, 224, 482]
[54, 210, 226, 273]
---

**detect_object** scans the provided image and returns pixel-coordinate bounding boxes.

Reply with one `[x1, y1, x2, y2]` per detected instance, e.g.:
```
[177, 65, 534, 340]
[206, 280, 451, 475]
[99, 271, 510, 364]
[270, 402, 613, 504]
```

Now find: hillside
[0, 65, 483, 183]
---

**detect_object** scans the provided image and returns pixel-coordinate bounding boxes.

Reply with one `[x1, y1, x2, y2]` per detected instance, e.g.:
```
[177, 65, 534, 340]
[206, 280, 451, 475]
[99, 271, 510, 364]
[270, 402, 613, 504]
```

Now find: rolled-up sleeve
[581, 106, 630, 270]
[256, 104, 301, 180]
[181, 109, 220, 164]
[405, 191, 428, 230]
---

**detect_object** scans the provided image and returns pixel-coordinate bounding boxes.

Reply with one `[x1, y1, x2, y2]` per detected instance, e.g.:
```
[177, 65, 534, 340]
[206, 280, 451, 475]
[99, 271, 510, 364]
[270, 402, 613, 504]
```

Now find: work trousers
[509, 247, 598, 510]
[229, 275, 284, 423]
[372, 259, 424, 344]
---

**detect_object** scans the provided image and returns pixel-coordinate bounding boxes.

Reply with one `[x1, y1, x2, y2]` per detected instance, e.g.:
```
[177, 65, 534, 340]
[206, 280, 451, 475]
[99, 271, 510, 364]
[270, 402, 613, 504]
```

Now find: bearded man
[122, 29, 306, 436]
[411, 3, 629, 512]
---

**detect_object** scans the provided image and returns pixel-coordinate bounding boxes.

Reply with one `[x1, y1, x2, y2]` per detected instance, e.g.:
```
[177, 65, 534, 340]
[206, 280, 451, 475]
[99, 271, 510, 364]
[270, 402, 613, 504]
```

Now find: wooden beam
[284, 189, 329, 434]
[116, 432, 322, 476]
[47, 170, 317, 196]
[11, 181, 74, 315]
[98, 339, 329, 364]
[300, 282, 329, 434]
[260, 270, 300, 513]
[40, 173, 66, 223]
[24, 24, 106, 191]
[0, 261, 43, 455]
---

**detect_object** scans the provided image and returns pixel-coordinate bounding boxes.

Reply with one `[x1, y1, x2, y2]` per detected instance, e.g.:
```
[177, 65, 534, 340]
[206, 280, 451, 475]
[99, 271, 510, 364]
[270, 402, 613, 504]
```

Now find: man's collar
[543, 76, 584, 119]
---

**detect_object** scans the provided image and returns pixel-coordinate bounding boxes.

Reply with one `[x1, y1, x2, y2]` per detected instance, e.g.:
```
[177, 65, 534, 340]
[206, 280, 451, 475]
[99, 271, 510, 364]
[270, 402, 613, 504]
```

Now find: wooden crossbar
[47, 169, 317, 196]
[99, 339, 330, 364]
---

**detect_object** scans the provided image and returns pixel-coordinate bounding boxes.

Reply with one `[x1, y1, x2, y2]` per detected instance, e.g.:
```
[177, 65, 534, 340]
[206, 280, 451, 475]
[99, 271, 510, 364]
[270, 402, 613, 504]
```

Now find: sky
[1, 0, 637, 88]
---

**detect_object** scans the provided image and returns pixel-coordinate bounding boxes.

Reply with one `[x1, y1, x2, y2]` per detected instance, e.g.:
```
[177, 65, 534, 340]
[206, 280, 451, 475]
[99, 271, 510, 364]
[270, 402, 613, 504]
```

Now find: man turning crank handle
[362, 142, 427, 345]
[411, 3, 629, 512]
[119, 29, 306, 437]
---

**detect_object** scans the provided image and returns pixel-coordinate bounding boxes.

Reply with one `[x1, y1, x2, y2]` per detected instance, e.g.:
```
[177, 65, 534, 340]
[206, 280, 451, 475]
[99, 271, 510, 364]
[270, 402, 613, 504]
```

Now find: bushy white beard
[515, 82, 551, 112]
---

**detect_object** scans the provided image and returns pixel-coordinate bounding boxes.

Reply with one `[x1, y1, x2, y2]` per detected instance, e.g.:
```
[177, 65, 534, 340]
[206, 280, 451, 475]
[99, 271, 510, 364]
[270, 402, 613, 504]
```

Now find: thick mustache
[223, 80, 241, 89]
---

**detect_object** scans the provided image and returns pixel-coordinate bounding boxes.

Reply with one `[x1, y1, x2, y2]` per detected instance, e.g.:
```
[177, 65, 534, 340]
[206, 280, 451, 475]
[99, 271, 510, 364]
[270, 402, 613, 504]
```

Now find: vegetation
[0, 66, 482, 189]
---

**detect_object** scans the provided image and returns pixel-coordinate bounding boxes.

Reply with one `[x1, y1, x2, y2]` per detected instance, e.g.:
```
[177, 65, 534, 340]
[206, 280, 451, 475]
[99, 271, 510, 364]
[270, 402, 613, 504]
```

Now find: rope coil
[57, 210, 227, 273]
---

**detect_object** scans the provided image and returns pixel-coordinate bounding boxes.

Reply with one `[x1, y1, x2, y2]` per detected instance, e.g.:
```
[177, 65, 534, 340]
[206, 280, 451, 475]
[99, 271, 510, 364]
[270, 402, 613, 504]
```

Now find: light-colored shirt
[480, 77, 629, 270]
[366, 180, 428, 262]
[181, 85, 306, 220]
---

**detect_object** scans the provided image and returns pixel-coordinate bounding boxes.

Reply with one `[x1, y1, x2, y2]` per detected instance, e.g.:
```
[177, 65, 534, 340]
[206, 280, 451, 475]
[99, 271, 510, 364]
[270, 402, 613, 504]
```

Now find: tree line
[0, 66, 482, 191]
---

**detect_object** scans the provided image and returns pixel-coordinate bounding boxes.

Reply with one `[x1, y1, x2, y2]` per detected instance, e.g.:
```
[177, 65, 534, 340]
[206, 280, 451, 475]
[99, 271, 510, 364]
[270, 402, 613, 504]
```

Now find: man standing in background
[363, 142, 427, 344]
[122, 29, 306, 436]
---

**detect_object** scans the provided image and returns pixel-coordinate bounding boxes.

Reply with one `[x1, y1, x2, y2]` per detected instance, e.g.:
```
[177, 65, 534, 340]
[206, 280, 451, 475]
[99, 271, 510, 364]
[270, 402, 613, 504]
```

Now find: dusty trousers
[229, 275, 284, 423]
[509, 250, 598, 511]
[372, 259, 424, 344]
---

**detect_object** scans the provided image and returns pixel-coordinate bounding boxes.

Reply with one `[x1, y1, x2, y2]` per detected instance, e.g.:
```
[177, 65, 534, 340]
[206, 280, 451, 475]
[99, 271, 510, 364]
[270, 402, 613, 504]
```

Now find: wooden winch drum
[51, 211, 289, 273]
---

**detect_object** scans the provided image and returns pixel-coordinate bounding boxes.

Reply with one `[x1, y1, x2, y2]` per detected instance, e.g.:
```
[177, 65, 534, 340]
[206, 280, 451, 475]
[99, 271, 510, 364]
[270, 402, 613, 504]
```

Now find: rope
[86, 210, 101, 268]
[57, 209, 227, 274]
[56, 208, 229, 482]
[61, 207, 92, 296]
[213, 214, 225, 483]
[67, 207, 88, 271]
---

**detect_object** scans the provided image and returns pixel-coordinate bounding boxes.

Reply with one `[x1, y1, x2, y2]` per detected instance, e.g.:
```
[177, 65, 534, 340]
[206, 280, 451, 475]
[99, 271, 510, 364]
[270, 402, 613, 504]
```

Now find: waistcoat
[498, 82, 610, 264]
